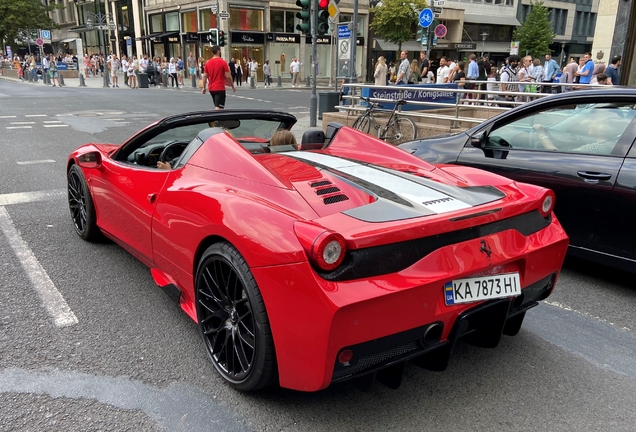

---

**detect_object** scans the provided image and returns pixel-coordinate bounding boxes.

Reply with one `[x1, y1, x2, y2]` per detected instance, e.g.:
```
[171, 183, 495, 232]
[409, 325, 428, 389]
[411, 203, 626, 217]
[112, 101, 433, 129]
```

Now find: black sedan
[400, 88, 636, 273]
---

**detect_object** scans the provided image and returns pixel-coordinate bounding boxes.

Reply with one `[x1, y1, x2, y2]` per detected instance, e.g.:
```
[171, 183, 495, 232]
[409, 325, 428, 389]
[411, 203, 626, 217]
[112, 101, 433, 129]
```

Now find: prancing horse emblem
[480, 239, 493, 265]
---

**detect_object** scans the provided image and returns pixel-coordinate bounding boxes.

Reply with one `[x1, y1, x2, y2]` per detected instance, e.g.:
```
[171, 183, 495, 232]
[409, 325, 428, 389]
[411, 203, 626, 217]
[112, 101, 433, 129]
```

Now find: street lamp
[480, 32, 489, 58]
[85, 11, 115, 87]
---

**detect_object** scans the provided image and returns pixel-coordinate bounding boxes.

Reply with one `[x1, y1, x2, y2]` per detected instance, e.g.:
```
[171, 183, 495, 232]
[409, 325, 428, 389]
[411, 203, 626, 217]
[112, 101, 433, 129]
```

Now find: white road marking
[544, 300, 633, 333]
[43, 124, 69, 128]
[17, 160, 56, 165]
[10, 122, 36, 125]
[43, 120, 62, 124]
[0, 189, 65, 206]
[6, 126, 32, 130]
[0, 115, 17, 118]
[108, 118, 125, 121]
[25, 114, 47, 117]
[0, 207, 78, 327]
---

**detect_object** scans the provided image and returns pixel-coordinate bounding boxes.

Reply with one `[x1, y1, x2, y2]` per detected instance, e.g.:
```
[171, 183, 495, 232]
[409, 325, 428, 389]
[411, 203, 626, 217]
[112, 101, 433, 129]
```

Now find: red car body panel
[68, 118, 569, 392]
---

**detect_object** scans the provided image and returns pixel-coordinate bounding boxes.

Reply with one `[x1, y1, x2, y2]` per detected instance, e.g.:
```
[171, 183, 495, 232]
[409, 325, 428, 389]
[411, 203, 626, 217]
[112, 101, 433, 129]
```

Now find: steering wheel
[159, 141, 187, 163]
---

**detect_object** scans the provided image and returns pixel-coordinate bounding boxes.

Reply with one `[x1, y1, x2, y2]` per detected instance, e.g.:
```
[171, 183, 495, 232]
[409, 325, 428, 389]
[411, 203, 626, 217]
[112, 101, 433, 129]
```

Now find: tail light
[294, 222, 347, 271]
[538, 189, 556, 217]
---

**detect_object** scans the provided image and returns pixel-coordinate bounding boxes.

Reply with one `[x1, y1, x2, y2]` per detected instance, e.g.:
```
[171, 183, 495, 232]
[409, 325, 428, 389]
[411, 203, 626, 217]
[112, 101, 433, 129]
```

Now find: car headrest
[301, 130, 326, 145]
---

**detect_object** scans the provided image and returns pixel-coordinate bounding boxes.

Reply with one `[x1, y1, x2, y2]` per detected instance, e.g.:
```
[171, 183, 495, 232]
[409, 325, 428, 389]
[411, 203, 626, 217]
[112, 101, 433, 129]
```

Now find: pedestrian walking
[127, 58, 137, 89]
[168, 57, 177, 88]
[374, 56, 387, 86]
[605, 55, 621, 85]
[188, 52, 198, 79]
[109, 54, 120, 88]
[395, 50, 410, 85]
[499, 55, 520, 104]
[235, 60, 243, 86]
[263, 60, 271, 87]
[177, 56, 184, 87]
[419, 51, 429, 83]
[542, 53, 560, 93]
[201, 44, 236, 110]
[49, 55, 60, 87]
[249, 58, 258, 86]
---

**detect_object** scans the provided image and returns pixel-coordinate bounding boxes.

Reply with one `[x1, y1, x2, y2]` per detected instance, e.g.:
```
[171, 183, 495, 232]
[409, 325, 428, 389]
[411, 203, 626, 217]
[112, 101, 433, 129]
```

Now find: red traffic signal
[319, 0, 329, 7]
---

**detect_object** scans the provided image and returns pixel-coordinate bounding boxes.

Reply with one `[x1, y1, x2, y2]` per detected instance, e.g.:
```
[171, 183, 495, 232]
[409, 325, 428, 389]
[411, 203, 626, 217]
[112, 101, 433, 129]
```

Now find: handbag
[197, 78, 204, 88]
[525, 84, 537, 93]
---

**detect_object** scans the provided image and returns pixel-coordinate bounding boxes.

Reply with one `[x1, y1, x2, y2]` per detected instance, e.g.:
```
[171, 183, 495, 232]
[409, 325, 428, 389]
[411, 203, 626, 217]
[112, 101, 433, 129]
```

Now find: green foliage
[371, 0, 428, 51]
[0, 0, 60, 50]
[513, 0, 555, 58]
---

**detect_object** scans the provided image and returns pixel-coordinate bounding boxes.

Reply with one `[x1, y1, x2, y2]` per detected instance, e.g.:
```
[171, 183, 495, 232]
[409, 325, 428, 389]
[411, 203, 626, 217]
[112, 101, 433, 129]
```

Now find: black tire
[352, 114, 371, 134]
[195, 242, 277, 391]
[383, 117, 417, 145]
[67, 164, 101, 241]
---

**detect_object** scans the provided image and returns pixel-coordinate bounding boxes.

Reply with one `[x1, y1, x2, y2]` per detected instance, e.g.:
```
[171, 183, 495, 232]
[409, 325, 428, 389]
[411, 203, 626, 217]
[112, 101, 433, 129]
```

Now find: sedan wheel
[67, 164, 101, 241]
[196, 242, 277, 391]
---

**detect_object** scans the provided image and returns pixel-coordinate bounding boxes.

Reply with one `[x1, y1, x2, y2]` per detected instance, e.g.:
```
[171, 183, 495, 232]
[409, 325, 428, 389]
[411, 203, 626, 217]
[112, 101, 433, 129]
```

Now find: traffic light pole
[309, 0, 318, 127]
[349, 0, 358, 85]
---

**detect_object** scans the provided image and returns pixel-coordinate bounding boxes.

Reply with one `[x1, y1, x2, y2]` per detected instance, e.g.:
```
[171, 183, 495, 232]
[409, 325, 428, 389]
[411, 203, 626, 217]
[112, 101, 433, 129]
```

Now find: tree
[0, 0, 60, 51]
[513, 0, 555, 58]
[371, 0, 428, 52]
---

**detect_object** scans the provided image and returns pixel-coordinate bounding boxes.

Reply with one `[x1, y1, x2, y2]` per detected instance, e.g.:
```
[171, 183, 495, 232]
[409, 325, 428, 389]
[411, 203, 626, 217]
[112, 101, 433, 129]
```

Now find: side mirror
[77, 151, 102, 169]
[470, 131, 487, 149]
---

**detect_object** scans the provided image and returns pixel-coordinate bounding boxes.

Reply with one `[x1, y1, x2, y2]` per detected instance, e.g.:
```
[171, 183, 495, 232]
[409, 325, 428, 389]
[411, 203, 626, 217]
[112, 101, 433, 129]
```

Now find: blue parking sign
[419, 9, 434, 28]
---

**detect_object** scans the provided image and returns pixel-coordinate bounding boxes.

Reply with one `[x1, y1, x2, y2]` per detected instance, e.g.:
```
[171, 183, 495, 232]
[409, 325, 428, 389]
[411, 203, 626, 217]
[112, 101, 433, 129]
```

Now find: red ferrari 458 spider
[67, 110, 569, 392]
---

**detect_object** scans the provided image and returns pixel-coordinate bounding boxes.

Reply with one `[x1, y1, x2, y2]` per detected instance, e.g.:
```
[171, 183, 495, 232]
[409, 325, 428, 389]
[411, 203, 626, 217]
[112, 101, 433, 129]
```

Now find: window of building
[150, 14, 163, 33]
[165, 12, 179, 32]
[229, 8, 264, 31]
[182, 11, 197, 32]
[200, 9, 218, 31]
[549, 9, 568, 36]
[270, 10, 297, 33]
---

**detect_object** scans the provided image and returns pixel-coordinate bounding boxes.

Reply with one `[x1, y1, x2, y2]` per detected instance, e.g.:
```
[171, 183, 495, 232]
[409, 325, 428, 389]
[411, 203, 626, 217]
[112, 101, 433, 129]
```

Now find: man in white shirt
[290, 57, 300, 87]
[436, 56, 450, 84]
[249, 58, 258, 86]
[121, 55, 129, 87]
[109, 54, 120, 88]
[139, 55, 148, 73]
[395, 50, 410, 85]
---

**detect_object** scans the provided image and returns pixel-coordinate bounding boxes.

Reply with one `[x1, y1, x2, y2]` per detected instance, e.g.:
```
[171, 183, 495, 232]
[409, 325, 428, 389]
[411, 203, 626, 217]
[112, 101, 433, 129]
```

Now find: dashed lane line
[24, 114, 47, 117]
[43, 121, 62, 124]
[10, 122, 36, 125]
[0, 189, 65, 206]
[6, 126, 32, 130]
[0, 115, 17, 118]
[43, 124, 69, 128]
[16, 160, 56, 165]
[0, 206, 78, 327]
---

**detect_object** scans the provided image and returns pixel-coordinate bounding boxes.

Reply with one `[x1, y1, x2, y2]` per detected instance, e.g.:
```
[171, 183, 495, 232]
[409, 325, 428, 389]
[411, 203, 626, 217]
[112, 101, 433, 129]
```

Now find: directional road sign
[328, 0, 340, 21]
[219, 10, 230, 20]
[419, 8, 434, 28]
[434, 24, 447, 38]
[338, 23, 352, 39]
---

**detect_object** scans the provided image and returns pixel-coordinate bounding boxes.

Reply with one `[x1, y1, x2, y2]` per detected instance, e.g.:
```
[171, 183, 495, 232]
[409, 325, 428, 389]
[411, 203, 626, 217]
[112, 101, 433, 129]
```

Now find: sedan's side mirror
[470, 132, 487, 149]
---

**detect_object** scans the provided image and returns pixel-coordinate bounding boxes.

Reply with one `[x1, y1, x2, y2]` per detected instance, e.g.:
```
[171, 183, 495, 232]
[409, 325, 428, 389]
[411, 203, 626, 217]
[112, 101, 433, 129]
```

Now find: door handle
[147, 193, 156, 204]
[576, 171, 612, 182]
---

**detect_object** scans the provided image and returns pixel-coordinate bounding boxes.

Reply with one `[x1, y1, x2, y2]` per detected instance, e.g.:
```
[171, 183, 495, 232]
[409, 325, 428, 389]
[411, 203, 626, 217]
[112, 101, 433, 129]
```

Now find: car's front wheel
[195, 242, 277, 391]
[67, 164, 101, 241]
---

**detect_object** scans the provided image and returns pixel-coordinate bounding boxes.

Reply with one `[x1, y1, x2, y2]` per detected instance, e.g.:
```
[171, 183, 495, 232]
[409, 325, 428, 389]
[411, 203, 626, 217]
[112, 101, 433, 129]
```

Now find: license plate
[444, 273, 521, 305]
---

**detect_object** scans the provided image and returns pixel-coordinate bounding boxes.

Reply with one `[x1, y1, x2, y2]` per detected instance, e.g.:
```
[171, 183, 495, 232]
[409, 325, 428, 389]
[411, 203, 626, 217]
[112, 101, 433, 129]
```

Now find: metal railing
[335, 81, 615, 127]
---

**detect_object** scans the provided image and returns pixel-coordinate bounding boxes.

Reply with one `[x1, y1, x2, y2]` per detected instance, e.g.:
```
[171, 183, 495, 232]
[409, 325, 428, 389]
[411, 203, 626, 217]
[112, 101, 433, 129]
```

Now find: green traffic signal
[209, 28, 218, 45]
[296, 0, 311, 35]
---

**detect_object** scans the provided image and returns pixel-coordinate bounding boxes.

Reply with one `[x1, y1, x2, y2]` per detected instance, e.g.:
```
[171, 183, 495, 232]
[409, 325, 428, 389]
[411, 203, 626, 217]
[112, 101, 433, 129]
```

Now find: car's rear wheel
[67, 164, 101, 241]
[195, 242, 277, 391]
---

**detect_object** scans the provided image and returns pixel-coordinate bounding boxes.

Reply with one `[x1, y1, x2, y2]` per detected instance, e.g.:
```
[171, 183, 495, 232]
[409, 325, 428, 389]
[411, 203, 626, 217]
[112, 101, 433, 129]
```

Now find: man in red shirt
[201, 45, 235, 109]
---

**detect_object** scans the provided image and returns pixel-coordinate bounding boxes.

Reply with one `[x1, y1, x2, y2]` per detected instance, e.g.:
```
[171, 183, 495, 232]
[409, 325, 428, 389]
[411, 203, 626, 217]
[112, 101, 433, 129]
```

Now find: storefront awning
[373, 39, 427, 52]
[463, 14, 521, 26]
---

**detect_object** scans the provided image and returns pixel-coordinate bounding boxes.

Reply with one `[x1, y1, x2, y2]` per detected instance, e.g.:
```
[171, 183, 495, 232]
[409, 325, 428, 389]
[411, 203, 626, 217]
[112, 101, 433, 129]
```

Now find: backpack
[500, 66, 518, 93]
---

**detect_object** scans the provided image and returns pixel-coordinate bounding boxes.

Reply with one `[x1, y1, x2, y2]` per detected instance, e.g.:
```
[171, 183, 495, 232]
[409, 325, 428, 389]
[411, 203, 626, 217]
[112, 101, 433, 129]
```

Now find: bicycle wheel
[352, 114, 372, 134]
[383, 117, 417, 145]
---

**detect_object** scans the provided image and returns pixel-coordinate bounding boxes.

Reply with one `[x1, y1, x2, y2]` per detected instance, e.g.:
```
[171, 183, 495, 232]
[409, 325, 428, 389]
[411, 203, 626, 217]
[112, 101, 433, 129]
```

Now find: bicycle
[351, 97, 417, 145]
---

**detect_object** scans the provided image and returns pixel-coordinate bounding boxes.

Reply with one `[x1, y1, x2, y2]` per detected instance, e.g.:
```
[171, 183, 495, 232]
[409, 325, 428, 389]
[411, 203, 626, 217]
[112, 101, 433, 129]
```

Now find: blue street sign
[419, 8, 434, 28]
[338, 24, 352, 39]
[40, 29, 51, 39]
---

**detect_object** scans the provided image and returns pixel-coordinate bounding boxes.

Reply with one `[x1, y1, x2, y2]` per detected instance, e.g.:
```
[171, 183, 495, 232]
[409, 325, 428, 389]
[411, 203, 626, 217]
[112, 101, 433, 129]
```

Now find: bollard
[43, 73, 49, 85]
[306, 76, 311, 87]
[27, 72, 32, 82]
[249, 76, 255, 89]
[79, 73, 87, 87]
[104, 73, 110, 88]
[58, 74, 65, 87]
[163, 72, 168, 88]
[191, 74, 197, 88]
[277, 76, 282, 88]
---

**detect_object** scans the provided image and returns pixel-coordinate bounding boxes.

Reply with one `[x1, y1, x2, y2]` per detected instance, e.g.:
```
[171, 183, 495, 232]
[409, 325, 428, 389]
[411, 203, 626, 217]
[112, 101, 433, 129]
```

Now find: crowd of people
[374, 50, 622, 103]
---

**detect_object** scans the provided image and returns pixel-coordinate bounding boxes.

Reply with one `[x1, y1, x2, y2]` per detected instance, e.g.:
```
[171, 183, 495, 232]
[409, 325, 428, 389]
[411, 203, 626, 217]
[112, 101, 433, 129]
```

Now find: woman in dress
[374, 56, 387, 86]
[409, 59, 419, 84]
[127, 58, 137, 89]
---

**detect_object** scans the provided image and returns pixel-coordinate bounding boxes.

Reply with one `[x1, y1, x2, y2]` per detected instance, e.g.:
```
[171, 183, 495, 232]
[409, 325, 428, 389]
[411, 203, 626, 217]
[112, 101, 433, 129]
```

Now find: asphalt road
[0, 79, 635, 432]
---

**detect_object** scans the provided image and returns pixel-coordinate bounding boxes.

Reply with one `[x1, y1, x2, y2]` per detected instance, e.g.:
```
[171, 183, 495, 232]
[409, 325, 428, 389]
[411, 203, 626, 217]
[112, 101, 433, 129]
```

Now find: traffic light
[416, 27, 424, 43]
[296, 0, 311, 36]
[218, 30, 226, 47]
[208, 28, 218, 45]
[317, 0, 330, 35]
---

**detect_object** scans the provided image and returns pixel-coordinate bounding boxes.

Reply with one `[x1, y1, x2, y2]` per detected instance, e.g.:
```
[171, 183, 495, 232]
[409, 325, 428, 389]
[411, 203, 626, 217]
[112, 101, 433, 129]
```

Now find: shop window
[200, 9, 219, 30]
[271, 10, 285, 32]
[230, 8, 264, 31]
[182, 11, 197, 33]
[166, 12, 179, 32]
[150, 14, 163, 33]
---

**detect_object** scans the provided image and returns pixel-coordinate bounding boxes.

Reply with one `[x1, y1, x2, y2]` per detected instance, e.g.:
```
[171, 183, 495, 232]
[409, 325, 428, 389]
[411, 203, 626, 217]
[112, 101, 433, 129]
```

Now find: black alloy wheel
[195, 242, 277, 391]
[67, 164, 100, 241]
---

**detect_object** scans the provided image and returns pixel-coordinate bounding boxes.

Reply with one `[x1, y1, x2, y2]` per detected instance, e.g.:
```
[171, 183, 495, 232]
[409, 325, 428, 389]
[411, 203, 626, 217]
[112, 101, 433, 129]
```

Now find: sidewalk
[0, 72, 337, 92]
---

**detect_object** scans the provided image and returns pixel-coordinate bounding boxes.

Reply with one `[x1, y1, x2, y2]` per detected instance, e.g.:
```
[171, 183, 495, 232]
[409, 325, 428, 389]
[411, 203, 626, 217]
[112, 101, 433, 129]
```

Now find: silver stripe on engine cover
[287, 152, 472, 214]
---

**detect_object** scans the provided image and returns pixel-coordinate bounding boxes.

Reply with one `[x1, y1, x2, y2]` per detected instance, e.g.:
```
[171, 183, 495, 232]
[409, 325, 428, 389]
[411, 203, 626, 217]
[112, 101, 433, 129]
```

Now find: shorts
[49, 71, 58, 78]
[189, 67, 197, 75]
[209, 91, 226, 109]
[177, 70, 184, 77]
